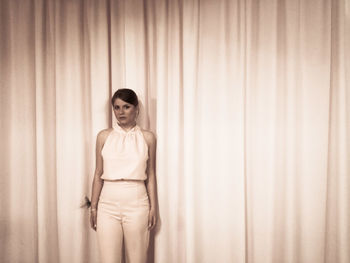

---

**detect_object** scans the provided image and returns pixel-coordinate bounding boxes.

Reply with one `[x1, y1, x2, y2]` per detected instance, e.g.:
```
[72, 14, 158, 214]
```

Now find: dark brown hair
[111, 89, 139, 107]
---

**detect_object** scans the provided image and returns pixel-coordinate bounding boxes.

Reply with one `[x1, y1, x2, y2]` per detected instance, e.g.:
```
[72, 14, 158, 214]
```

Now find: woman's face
[113, 98, 138, 126]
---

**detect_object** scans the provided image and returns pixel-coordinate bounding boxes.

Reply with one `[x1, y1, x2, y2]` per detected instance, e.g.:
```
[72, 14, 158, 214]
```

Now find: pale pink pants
[97, 180, 150, 263]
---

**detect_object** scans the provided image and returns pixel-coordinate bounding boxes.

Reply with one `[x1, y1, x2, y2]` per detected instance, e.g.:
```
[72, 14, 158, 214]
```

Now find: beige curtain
[0, 0, 349, 262]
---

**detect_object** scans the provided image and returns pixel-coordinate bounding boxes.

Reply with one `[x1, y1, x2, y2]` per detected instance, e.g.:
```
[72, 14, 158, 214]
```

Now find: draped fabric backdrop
[0, 0, 349, 262]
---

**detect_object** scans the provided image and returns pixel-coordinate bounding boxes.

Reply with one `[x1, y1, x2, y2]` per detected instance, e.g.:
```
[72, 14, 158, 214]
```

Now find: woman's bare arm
[90, 130, 111, 210]
[144, 131, 158, 229]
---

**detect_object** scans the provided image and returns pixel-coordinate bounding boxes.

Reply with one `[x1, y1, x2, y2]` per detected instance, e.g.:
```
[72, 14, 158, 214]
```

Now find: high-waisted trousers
[97, 180, 150, 263]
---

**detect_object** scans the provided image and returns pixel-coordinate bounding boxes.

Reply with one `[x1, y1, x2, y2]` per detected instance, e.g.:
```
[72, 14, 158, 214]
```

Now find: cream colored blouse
[101, 123, 149, 181]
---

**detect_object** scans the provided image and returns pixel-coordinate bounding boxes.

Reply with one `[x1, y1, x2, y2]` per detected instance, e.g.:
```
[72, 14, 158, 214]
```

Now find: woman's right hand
[90, 210, 97, 231]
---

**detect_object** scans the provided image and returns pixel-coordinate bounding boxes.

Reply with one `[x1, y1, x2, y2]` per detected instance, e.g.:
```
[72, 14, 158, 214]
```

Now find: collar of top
[114, 122, 139, 134]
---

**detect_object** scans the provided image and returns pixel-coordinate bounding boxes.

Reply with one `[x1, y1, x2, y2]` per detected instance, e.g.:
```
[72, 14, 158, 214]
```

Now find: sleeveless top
[101, 123, 149, 180]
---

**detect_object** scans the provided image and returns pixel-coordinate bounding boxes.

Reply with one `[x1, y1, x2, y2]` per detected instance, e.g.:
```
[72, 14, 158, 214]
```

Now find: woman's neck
[117, 121, 137, 132]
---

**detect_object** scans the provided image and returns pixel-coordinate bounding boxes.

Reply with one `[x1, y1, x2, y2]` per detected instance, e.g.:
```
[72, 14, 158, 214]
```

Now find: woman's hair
[111, 89, 139, 107]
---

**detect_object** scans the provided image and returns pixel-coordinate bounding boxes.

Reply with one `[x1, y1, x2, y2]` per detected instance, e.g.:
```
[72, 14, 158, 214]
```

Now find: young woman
[89, 89, 158, 263]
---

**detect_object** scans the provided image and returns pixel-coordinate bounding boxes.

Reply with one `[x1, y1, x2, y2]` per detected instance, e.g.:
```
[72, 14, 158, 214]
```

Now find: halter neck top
[101, 123, 149, 181]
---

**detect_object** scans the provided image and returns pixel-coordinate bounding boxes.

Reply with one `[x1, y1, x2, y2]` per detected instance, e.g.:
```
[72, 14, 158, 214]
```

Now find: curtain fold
[0, 0, 349, 262]
[325, 0, 350, 261]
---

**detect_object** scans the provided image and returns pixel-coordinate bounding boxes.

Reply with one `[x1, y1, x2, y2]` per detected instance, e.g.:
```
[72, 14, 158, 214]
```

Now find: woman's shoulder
[96, 128, 113, 142]
[140, 128, 156, 145]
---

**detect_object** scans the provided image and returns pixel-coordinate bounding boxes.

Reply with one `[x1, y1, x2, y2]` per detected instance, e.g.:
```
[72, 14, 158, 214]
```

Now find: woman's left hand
[148, 209, 157, 230]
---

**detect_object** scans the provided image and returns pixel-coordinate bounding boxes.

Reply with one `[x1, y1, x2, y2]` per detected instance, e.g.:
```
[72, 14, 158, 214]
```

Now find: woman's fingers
[148, 214, 151, 229]
[148, 213, 156, 230]
[150, 219, 154, 230]
[90, 213, 97, 231]
[152, 216, 157, 229]
[93, 215, 97, 231]
[90, 216, 93, 229]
